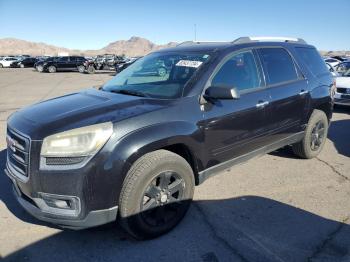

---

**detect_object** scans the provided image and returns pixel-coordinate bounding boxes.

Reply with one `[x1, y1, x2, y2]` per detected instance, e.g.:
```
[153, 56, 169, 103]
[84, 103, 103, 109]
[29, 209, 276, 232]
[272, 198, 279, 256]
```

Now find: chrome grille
[6, 128, 31, 178]
[337, 87, 349, 94]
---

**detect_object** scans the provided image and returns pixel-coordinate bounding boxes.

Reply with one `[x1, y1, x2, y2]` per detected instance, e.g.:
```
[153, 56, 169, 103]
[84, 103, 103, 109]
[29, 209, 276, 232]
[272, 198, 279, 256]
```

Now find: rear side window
[258, 48, 299, 85]
[212, 51, 261, 92]
[295, 47, 329, 77]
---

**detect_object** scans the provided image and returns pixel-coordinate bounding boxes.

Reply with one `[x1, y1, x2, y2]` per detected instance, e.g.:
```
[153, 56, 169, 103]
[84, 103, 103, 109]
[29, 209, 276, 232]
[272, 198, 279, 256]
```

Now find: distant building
[58, 52, 69, 56]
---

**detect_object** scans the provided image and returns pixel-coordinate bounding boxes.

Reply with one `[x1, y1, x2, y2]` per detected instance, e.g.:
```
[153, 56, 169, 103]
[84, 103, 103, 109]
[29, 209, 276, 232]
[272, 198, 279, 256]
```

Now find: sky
[0, 0, 349, 50]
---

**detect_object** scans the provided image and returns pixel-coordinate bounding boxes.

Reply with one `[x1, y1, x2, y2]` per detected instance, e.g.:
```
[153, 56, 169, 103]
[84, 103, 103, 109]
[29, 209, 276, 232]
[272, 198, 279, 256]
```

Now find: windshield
[102, 52, 211, 99]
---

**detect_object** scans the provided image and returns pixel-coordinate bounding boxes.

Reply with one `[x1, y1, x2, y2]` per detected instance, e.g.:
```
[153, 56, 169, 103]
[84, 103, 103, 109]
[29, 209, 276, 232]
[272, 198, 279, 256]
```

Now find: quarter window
[211, 51, 261, 92]
[259, 48, 299, 85]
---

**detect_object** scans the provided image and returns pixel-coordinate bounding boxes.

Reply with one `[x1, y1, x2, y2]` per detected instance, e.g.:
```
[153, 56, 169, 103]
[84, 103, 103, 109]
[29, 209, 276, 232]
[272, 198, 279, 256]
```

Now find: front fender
[117, 121, 202, 166]
[103, 121, 203, 203]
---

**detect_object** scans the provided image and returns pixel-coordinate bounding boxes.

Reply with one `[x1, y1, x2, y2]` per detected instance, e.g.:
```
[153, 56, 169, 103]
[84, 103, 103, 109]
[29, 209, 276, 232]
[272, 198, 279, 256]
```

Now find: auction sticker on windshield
[176, 60, 203, 68]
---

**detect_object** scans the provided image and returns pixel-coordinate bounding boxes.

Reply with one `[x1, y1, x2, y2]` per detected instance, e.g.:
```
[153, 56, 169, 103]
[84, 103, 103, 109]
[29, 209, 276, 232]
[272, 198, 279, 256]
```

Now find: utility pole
[194, 24, 197, 41]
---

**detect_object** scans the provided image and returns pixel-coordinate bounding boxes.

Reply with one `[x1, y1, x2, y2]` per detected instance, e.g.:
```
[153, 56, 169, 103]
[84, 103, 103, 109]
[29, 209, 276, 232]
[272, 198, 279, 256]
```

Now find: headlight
[41, 122, 113, 157]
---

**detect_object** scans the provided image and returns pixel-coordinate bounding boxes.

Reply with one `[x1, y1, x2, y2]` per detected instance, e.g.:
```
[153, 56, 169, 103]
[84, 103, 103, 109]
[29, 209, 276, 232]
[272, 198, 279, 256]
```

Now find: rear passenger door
[202, 50, 271, 166]
[257, 47, 309, 142]
[56, 56, 70, 70]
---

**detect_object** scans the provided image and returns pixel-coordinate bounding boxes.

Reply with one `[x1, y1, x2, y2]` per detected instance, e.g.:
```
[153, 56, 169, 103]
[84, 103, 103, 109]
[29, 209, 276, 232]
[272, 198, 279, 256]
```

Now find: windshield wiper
[110, 89, 149, 97]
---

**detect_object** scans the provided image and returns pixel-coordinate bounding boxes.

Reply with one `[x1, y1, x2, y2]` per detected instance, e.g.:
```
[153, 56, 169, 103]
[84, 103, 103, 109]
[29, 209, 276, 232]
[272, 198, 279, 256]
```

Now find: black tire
[292, 109, 328, 159]
[87, 65, 95, 74]
[36, 65, 43, 72]
[48, 65, 56, 73]
[77, 65, 85, 73]
[119, 150, 194, 240]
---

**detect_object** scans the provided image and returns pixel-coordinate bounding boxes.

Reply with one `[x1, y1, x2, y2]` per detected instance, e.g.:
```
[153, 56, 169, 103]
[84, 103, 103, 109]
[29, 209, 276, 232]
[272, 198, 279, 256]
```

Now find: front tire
[292, 110, 328, 159]
[119, 150, 194, 240]
[36, 65, 43, 72]
[48, 66, 56, 73]
[77, 65, 85, 73]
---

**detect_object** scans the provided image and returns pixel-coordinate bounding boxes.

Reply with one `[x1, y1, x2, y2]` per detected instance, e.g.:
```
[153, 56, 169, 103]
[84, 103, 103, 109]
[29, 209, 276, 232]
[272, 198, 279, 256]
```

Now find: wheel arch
[111, 122, 203, 188]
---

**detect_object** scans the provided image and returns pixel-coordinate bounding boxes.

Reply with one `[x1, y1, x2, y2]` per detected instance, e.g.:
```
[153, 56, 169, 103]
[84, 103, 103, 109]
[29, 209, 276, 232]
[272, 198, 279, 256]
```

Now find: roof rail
[232, 36, 307, 45]
[177, 41, 230, 47]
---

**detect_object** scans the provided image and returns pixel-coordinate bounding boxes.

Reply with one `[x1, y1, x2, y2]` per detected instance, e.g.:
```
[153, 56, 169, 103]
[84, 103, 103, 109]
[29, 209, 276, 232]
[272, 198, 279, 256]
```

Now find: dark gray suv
[5, 37, 334, 239]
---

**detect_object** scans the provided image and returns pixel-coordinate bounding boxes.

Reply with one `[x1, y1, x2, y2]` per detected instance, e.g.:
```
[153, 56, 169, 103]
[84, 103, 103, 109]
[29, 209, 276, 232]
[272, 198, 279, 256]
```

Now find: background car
[115, 57, 140, 73]
[41, 56, 87, 73]
[334, 69, 350, 106]
[0, 57, 19, 67]
[324, 57, 341, 67]
[326, 62, 339, 77]
[334, 61, 350, 75]
[10, 57, 39, 68]
[35, 57, 59, 72]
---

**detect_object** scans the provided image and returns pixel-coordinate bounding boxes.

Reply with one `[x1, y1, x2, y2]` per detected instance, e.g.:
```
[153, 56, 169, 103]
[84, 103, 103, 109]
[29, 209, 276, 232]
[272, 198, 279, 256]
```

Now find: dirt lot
[0, 68, 349, 262]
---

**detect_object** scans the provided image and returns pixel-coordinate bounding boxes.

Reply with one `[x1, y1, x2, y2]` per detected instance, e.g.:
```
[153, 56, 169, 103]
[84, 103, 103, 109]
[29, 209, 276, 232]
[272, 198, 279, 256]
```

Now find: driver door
[201, 50, 272, 168]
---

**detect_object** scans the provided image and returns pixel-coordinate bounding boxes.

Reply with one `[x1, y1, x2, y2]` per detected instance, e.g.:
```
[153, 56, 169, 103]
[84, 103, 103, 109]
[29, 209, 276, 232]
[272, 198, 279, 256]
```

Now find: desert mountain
[0, 36, 177, 57]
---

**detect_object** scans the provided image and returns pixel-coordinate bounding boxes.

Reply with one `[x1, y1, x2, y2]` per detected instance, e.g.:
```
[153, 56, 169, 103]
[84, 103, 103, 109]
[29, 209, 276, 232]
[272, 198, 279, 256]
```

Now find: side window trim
[257, 46, 305, 88]
[203, 48, 265, 97]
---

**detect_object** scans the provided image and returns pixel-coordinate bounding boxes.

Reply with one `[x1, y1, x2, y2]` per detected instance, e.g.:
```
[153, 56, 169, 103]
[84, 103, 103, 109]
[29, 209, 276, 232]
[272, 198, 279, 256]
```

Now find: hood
[336, 77, 350, 88]
[8, 88, 167, 139]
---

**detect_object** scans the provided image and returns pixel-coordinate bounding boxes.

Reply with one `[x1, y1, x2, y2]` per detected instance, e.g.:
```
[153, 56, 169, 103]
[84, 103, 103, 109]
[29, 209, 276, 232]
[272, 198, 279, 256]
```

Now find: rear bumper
[5, 168, 118, 229]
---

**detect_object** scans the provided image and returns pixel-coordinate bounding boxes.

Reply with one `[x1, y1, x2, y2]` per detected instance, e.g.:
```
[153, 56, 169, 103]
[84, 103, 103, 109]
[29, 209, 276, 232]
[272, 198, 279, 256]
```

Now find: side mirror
[204, 84, 240, 100]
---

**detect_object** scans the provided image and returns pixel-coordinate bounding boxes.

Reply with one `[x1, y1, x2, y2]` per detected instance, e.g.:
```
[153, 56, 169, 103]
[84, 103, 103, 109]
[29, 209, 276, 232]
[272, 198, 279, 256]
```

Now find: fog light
[36, 192, 81, 217]
[47, 199, 71, 209]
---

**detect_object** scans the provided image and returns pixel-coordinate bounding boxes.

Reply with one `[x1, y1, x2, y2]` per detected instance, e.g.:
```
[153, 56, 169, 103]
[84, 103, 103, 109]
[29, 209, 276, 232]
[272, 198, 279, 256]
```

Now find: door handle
[256, 101, 269, 108]
[299, 90, 309, 96]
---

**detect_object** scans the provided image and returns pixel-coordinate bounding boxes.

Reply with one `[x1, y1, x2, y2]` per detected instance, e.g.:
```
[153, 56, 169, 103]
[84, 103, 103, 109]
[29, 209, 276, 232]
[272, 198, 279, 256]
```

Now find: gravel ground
[0, 68, 349, 262]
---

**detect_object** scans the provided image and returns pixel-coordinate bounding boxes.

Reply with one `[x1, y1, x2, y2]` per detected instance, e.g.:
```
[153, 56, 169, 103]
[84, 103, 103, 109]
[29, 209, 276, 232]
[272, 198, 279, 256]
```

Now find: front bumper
[334, 92, 350, 106]
[5, 167, 118, 229]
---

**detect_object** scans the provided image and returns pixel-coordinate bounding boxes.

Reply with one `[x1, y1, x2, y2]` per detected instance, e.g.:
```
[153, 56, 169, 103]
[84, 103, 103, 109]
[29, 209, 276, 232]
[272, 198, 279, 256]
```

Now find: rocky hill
[0, 36, 177, 57]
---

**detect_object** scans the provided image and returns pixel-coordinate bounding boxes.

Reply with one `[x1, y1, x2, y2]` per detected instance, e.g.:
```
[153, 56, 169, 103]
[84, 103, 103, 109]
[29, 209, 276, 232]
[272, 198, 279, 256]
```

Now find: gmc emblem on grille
[6, 136, 17, 152]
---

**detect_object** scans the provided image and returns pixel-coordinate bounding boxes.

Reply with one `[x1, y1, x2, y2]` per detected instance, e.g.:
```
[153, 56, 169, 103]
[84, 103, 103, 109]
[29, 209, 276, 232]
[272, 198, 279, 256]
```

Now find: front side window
[103, 52, 211, 99]
[211, 51, 261, 92]
[259, 48, 299, 85]
[58, 57, 69, 62]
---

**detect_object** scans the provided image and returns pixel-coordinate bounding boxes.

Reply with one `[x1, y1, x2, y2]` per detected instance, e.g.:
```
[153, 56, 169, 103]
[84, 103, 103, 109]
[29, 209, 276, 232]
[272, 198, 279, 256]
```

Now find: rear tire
[292, 110, 328, 159]
[48, 66, 56, 73]
[119, 150, 194, 240]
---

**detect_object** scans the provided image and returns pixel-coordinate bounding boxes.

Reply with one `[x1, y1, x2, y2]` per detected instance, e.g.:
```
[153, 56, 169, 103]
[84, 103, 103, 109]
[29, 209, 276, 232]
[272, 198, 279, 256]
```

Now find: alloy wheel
[140, 171, 185, 227]
[310, 120, 325, 151]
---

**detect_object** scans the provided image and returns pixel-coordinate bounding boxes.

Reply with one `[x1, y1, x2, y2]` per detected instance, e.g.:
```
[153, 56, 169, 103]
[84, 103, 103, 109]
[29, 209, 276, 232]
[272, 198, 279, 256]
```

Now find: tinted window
[296, 47, 329, 76]
[259, 48, 298, 85]
[212, 51, 261, 91]
[58, 57, 69, 62]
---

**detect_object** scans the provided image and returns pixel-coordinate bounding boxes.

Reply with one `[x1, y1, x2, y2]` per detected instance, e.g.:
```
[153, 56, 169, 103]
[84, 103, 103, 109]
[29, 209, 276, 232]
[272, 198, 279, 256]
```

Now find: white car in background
[326, 63, 339, 77]
[0, 57, 19, 68]
[334, 69, 350, 106]
[324, 57, 341, 68]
